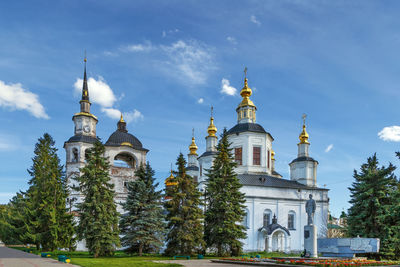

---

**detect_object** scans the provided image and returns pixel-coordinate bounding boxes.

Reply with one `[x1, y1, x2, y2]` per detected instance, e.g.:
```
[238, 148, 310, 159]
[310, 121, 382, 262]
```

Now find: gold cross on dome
[244, 67, 248, 78]
[302, 113, 307, 125]
[211, 106, 214, 117]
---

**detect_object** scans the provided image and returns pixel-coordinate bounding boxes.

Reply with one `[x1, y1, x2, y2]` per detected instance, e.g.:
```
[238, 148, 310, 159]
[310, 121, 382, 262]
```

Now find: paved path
[0, 247, 80, 267]
[155, 259, 257, 267]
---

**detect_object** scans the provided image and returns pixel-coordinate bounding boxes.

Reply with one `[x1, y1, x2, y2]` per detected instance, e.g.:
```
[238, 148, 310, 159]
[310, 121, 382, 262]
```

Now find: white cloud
[227, 36, 237, 44]
[162, 31, 167, 38]
[74, 76, 116, 108]
[124, 109, 144, 123]
[121, 41, 153, 52]
[198, 98, 204, 104]
[378, 126, 400, 142]
[325, 144, 334, 153]
[250, 15, 261, 26]
[101, 107, 143, 124]
[0, 80, 49, 119]
[160, 40, 216, 85]
[220, 78, 237, 96]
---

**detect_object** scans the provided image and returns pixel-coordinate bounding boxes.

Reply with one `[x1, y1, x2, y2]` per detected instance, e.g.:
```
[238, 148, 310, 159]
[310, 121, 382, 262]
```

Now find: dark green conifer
[204, 128, 247, 256]
[24, 133, 75, 251]
[347, 153, 399, 258]
[73, 141, 120, 257]
[164, 153, 205, 256]
[119, 163, 165, 256]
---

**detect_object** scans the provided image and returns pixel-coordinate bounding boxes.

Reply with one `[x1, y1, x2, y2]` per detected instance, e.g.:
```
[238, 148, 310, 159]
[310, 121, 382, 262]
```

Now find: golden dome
[207, 117, 217, 137]
[165, 170, 178, 186]
[299, 124, 310, 144]
[271, 149, 275, 160]
[119, 113, 125, 123]
[237, 77, 256, 110]
[189, 136, 198, 155]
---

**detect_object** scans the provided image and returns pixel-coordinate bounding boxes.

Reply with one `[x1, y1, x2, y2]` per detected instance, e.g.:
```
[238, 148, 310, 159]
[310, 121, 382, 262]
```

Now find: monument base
[304, 225, 317, 258]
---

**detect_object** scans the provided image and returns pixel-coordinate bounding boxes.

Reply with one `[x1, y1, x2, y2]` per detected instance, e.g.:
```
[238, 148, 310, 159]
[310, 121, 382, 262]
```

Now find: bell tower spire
[80, 54, 91, 114]
[206, 106, 218, 152]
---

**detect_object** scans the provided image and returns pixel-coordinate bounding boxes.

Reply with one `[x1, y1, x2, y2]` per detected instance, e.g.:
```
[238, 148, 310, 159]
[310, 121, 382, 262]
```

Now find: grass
[9, 247, 182, 267]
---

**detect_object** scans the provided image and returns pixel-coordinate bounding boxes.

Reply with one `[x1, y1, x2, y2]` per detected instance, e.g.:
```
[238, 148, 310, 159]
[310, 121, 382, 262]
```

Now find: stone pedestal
[304, 225, 317, 258]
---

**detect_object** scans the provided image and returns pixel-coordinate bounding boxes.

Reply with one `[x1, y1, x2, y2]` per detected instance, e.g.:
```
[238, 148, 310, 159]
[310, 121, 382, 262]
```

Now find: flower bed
[221, 257, 400, 266]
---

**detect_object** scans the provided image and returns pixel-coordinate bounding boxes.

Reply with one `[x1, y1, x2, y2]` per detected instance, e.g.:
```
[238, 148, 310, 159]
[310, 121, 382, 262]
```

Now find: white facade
[188, 76, 329, 253]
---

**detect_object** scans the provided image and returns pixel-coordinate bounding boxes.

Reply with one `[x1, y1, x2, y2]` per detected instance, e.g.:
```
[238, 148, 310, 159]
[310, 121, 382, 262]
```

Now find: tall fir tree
[204, 128, 247, 256]
[347, 153, 399, 258]
[73, 141, 120, 257]
[24, 133, 75, 251]
[119, 163, 165, 256]
[0, 193, 27, 245]
[164, 153, 205, 256]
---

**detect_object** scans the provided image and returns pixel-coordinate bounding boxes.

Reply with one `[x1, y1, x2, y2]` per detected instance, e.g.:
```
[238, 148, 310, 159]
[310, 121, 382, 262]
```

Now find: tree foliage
[164, 153, 205, 256]
[204, 128, 247, 256]
[73, 141, 120, 257]
[119, 163, 165, 256]
[347, 153, 400, 258]
[23, 133, 75, 250]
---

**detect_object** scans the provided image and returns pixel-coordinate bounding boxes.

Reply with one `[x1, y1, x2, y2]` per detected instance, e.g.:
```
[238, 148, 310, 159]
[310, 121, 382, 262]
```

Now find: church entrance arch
[271, 230, 285, 252]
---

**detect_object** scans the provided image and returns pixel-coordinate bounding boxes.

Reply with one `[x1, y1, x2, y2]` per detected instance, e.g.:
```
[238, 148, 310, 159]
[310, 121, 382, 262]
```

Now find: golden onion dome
[207, 117, 217, 137]
[165, 170, 178, 186]
[189, 137, 198, 155]
[237, 77, 256, 110]
[299, 124, 310, 144]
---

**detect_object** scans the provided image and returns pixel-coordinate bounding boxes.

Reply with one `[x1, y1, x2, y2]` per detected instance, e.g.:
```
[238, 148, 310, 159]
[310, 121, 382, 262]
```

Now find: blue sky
[0, 0, 400, 217]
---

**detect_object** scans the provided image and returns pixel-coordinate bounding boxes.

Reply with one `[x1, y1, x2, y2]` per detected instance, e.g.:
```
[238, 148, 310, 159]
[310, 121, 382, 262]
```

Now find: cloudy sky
[1, 0, 400, 217]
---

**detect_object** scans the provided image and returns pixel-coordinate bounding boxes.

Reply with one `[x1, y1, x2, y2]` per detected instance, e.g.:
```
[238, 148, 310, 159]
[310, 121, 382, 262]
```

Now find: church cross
[244, 67, 248, 78]
[302, 113, 307, 125]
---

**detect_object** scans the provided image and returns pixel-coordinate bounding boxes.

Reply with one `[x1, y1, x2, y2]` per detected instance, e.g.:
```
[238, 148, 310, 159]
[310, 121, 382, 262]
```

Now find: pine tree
[347, 154, 399, 258]
[204, 128, 247, 256]
[0, 193, 27, 245]
[164, 153, 205, 256]
[119, 163, 165, 256]
[24, 133, 75, 251]
[73, 141, 120, 257]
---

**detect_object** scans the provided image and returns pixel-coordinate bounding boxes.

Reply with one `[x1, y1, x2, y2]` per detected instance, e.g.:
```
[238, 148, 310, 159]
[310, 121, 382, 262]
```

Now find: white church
[180, 74, 329, 253]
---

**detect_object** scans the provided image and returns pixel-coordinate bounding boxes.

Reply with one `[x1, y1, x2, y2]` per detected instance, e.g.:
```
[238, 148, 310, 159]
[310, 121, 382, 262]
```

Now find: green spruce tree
[119, 163, 165, 256]
[24, 133, 75, 251]
[164, 153, 205, 256]
[347, 153, 399, 258]
[73, 141, 120, 257]
[204, 128, 247, 256]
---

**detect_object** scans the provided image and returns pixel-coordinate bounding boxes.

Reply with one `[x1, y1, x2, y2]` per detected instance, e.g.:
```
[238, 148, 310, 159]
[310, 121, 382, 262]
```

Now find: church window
[114, 153, 135, 168]
[267, 150, 270, 169]
[244, 110, 247, 117]
[288, 211, 296, 230]
[84, 149, 89, 163]
[123, 181, 128, 188]
[253, 147, 261, 165]
[243, 209, 250, 229]
[235, 147, 242, 165]
[263, 209, 272, 227]
[72, 148, 79, 162]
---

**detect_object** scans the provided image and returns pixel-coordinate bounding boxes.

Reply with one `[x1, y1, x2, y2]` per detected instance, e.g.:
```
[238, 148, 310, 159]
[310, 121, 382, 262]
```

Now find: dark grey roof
[66, 135, 98, 144]
[259, 222, 291, 236]
[186, 166, 199, 171]
[237, 173, 328, 190]
[105, 130, 148, 151]
[272, 170, 282, 177]
[290, 156, 318, 164]
[198, 151, 217, 159]
[227, 123, 274, 140]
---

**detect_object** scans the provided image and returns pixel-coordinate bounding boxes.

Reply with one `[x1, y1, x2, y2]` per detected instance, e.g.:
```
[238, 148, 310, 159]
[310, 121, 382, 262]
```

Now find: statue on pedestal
[306, 194, 316, 225]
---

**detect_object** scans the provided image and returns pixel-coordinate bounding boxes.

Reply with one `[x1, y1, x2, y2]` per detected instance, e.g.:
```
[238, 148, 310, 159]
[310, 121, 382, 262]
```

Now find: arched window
[243, 209, 250, 229]
[84, 149, 90, 163]
[263, 209, 272, 227]
[72, 148, 79, 163]
[288, 211, 296, 230]
[114, 153, 135, 168]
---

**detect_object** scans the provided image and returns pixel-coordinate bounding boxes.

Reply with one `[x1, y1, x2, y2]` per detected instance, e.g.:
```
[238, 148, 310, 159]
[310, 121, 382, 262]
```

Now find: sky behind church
[1, 0, 400, 217]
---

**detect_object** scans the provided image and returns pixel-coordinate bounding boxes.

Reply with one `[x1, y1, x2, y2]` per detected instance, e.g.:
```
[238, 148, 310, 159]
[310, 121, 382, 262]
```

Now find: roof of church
[226, 123, 274, 140]
[290, 156, 318, 164]
[187, 166, 199, 171]
[237, 173, 328, 190]
[66, 135, 98, 144]
[198, 151, 218, 159]
[105, 130, 148, 151]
